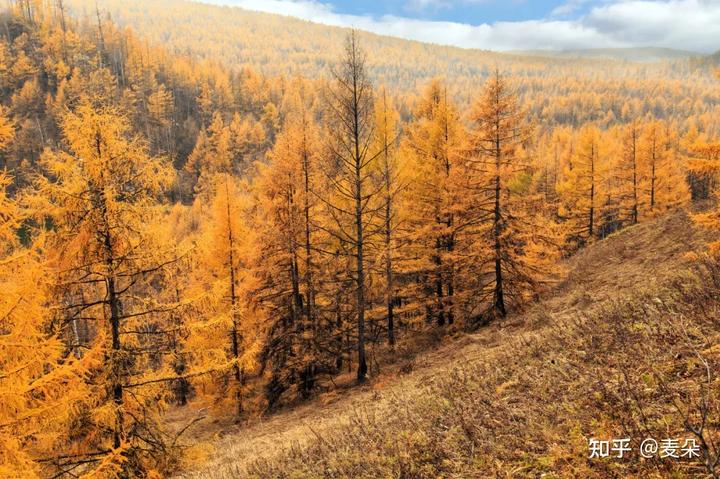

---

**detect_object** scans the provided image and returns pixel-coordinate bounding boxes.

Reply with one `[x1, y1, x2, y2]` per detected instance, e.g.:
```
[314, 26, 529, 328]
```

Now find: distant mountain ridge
[512, 47, 702, 63]
[62, 0, 717, 109]
[63, 0, 709, 80]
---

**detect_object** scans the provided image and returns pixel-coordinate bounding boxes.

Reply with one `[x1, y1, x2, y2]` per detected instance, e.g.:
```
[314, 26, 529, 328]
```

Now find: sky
[197, 0, 720, 53]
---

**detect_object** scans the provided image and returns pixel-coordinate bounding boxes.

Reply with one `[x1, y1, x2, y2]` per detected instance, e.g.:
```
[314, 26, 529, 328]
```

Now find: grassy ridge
[181, 211, 720, 478]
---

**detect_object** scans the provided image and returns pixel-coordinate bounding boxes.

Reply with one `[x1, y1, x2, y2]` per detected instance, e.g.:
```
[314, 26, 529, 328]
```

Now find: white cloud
[404, 0, 454, 12]
[551, 0, 591, 17]
[200, 0, 720, 53]
[403, 0, 493, 13]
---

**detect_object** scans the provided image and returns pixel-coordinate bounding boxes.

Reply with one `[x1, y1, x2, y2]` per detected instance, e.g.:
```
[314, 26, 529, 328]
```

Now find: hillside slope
[180, 209, 720, 478]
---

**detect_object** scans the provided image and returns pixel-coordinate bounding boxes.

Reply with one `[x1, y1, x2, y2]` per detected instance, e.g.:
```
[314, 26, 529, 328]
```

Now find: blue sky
[201, 0, 720, 53]
[312, 0, 592, 23]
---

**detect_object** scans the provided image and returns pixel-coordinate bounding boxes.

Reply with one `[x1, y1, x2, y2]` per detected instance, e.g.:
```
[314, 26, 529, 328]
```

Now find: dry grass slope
[182, 209, 720, 478]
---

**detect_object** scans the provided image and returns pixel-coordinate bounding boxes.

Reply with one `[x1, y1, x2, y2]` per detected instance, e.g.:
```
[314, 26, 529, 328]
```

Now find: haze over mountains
[513, 47, 702, 63]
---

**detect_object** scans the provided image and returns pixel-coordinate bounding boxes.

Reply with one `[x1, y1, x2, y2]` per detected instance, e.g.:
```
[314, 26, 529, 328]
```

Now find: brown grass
[177, 209, 720, 478]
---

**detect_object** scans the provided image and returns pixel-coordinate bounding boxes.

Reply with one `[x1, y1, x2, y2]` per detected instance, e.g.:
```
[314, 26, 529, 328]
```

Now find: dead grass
[177, 208, 720, 478]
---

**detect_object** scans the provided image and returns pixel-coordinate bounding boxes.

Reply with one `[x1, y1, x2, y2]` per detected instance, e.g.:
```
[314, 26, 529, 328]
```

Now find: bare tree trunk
[443, 88, 455, 325]
[301, 120, 316, 329]
[650, 136, 657, 210]
[355, 135, 367, 382]
[493, 150, 506, 317]
[107, 273, 124, 450]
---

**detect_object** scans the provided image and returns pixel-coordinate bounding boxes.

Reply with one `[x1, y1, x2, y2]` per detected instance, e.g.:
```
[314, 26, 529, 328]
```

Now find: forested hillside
[1, 1, 720, 478]
[65, 0, 720, 129]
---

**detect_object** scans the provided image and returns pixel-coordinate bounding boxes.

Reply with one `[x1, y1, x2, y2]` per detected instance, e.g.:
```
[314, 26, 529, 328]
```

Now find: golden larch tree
[558, 124, 606, 246]
[0, 173, 92, 478]
[640, 120, 689, 215]
[190, 173, 259, 420]
[372, 86, 404, 346]
[401, 79, 464, 326]
[29, 101, 183, 476]
[250, 110, 328, 407]
[465, 70, 557, 318]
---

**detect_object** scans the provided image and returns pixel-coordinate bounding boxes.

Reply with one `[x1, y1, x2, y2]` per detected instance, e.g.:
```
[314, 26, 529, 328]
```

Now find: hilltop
[177, 208, 720, 478]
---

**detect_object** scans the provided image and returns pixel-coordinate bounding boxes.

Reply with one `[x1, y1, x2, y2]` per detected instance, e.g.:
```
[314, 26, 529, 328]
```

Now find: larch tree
[0, 173, 92, 478]
[0, 106, 14, 169]
[251, 110, 328, 407]
[191, 173, 259, 420]
[640, 120, 689, 214]
[465, 70, 555, 318]
[691, 69, 720, 254]
[184, 113, 234, 195]
[322, 31, 380, 383]
[146, 82, 175, 158]
[294, 100, 322, 394]
[690, 142, 720, 255]
[683, 127, 713, 200]
[618, 121, 641, 225]
[533, 132, 560, 207]
[558, 124, 605, 246]
[29, 101, 184, 476]
[147, 204, 199, 407]
[402, 79, 464, 326]
[373, 87, 403, 347]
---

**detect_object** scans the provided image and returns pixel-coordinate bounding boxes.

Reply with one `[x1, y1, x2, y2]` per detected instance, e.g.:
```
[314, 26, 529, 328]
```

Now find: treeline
[1, 2, 720, 478]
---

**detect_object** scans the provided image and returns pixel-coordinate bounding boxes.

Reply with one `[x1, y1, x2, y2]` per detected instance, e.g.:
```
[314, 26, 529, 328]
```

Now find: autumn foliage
[0, 2, 718, 478]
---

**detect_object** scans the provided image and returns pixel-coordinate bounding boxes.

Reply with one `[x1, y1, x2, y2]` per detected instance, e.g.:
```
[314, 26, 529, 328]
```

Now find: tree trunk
[353, 64, 367, 383]
[225, 177, 243, 420]
[493, 172, 506, 316]
[96, 134, 125, 454]
[631, 128, 638, 225]
[493, 125, 506, 317]
[589, 143, 595, 237]
[302, 124, 315, 329]
[108, 275, 123, 450]
[650, 140, 657, 210]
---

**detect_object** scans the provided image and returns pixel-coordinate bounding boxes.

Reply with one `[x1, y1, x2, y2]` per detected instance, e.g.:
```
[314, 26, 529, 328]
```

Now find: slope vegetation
[181, 209, 720, 478]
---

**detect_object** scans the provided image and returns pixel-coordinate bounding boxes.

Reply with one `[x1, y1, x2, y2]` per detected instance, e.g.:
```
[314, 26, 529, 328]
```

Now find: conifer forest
[1, 0, 720, 478]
